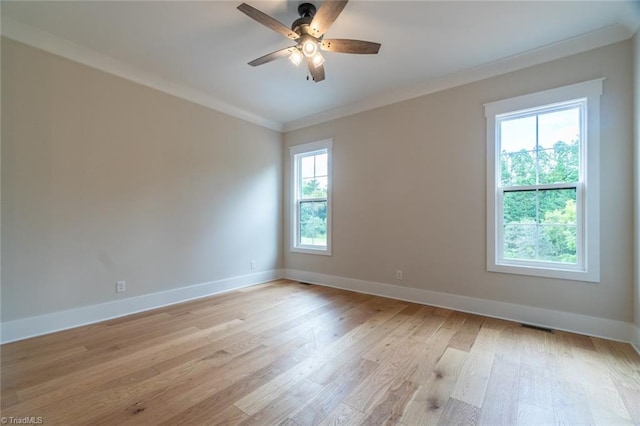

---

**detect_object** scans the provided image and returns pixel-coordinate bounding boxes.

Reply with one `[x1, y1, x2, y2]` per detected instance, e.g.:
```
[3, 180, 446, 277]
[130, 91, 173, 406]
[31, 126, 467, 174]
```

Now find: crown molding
[283, 23, 634, 132]
[1, 17, 284, 132]
[1, 17, 634, 135]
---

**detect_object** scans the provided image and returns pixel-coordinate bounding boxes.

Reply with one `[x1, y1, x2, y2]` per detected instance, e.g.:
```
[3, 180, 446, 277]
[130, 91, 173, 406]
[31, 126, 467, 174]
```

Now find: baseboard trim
[0, 269, 283, 344]
[632, 325, 640, 356]
[282, 269, 634, 343]
[3, 269, 635, 346]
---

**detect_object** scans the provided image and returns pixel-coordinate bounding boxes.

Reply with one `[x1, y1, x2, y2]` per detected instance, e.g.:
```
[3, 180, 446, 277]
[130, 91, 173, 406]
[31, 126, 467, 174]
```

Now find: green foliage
[302, 179, 327, 199]
[501, 140, 579, 263]
[299, 179, 327, 246]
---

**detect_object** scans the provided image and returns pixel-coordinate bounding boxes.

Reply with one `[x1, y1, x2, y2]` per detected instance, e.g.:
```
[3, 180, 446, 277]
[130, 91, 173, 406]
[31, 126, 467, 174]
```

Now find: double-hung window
[290, 139, 332, 255]
[485, 79, 602, 282]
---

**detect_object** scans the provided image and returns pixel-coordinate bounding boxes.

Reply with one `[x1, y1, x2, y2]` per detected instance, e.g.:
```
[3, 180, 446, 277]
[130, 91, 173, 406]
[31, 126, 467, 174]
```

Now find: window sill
[488, 262, 599, 283]
[291, 246, 332, 256]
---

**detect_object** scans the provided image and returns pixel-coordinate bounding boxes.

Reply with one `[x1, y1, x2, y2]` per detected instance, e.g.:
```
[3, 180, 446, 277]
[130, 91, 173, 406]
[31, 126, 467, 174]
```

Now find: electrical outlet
[396, 270, 403, 280]
[116, 280, 126, 293]
[250, 260, 256, 269]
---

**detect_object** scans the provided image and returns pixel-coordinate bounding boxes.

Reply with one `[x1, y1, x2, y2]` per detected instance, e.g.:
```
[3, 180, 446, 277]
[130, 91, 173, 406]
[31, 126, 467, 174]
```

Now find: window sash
[297, 199, 328, 248]
[496, 183, 584, 270]
[290, 139, 333, 255]
[484, 78, 602, 282]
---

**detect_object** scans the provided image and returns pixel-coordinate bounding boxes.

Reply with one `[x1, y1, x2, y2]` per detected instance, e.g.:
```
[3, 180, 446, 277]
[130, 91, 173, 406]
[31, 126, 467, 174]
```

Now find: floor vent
[521, 323, 554, 333]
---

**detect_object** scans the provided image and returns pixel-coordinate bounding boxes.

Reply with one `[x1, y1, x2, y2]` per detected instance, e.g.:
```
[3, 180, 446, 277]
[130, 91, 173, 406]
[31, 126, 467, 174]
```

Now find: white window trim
[485, 79, 603, 282]
[290, 139, 333, 256]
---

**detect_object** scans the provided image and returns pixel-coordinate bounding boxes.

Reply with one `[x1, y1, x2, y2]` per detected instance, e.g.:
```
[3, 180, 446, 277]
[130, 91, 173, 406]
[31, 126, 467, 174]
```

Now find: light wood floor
[1, 280, 639, 425]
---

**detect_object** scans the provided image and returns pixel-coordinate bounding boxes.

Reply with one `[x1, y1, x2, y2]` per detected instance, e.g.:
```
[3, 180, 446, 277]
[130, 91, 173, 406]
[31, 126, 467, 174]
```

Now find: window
[485, 79, 602, 282]
[290, 139, 332, 255]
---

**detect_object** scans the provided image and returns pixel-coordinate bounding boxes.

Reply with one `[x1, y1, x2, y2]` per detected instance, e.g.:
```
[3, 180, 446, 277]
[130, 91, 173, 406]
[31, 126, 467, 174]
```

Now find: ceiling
[2, 1, 639, 131]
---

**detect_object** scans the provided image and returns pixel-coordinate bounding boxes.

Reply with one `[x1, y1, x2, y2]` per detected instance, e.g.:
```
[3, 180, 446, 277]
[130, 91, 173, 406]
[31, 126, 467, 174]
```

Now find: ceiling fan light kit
[237, 0, 381, 82]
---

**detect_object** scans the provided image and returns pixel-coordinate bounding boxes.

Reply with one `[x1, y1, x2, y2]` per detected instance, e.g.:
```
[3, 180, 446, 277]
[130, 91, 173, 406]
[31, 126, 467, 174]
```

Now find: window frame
[290, 139, 333, 255]
[485, 79, 603, 282]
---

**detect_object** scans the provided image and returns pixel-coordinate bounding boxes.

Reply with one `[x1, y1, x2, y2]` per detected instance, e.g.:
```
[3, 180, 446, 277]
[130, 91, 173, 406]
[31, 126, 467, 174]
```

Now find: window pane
[301, 155, 315, 178]
[538, 107, 580, 184]
[501, 150, 536, 186]
[538, 225, 577, 263]
[301, 178, 327, 199]
[539, 188, 576, 225]
[500, 115, 536, 153]
[315, 153, 328, 177]
[502, 188, 577, 263]
[299, 201, 327, 247]
[503, 224, 537, 260]
[503, 190, 536, 260]
[539, 188, 577, 263]
[503, 190, 536, 224]
[538, 107, 580, 150]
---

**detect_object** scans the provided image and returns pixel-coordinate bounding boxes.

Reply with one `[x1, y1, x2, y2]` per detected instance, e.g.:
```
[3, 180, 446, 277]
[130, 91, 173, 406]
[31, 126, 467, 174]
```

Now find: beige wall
[1, 38, 282, 322]
[635, 31, 640, 330]
[284, 40, 634, 323]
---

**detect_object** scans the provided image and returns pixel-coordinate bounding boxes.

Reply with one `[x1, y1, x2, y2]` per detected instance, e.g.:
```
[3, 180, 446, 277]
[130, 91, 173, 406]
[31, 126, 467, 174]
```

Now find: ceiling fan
[237, 0, 381, 82]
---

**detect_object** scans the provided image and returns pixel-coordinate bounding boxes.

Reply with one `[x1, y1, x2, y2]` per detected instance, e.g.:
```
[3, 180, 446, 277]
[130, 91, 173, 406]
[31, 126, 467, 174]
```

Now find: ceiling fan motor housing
[292, 3, 317, 35]
[298, 3, 317, 18]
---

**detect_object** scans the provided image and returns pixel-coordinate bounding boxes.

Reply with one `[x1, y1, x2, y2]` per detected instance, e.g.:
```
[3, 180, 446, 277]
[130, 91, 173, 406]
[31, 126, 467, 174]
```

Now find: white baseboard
[3, 268, 636, 347]
[0, 269, 283, 344]
[632, 325, 640, 356]
[283, 269, 634, 344]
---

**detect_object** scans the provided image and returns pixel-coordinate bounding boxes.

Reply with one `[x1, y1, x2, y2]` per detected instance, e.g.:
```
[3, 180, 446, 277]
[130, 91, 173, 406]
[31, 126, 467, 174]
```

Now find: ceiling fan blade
[307, 57, 325, 82]
[321, 39, 381, 54]
[237, 3, 299, 41]
[309, 0, 349, 37]
[248, 46, 297, 66]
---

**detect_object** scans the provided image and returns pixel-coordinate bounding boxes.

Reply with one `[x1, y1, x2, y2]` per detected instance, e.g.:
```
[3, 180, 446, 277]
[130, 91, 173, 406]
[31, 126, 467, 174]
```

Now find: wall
[284, 40, 634, 325]
[634, 31, 640, 347]
[1, 38, 282, 324]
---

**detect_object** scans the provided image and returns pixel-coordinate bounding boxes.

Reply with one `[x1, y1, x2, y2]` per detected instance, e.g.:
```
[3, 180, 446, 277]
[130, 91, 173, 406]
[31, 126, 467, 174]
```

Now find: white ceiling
[2, 1, 639, 131]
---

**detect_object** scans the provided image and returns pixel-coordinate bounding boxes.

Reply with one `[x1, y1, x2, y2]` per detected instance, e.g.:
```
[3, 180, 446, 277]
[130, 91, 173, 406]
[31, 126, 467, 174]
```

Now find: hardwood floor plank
[362, 378, 418, 425]
[2, 280, 639, 425]
[517, 401, 554, 426]
[238, 378, 324, 425]
[550, 377, 595, 425]
[291, 357, 378, 426]
[344, 324, 450, 414]
[437, 398, 480, 426]
[591, 337, 640, 389]
[317, 403, 366, 426]
[234, 299, 411, 416]
[469, 325, 502, 353]
[0, 389, 19, 409]
[447, 314, 484, 352]
[400, 347, 467, 425]
[363, 305, 435, 364]
[583, 383, 633, 425]
[478, 359, 520, 426]
[403, 325, 458, 385]
[517, 363, 552, 410]
[307, 303, 419, 386]
[158, 343, 314, 425]
[11, 326, 203, 404]
[450, 348, 494, 408]
[89, 341, 301, 425]
[616, 383, 640, 424]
